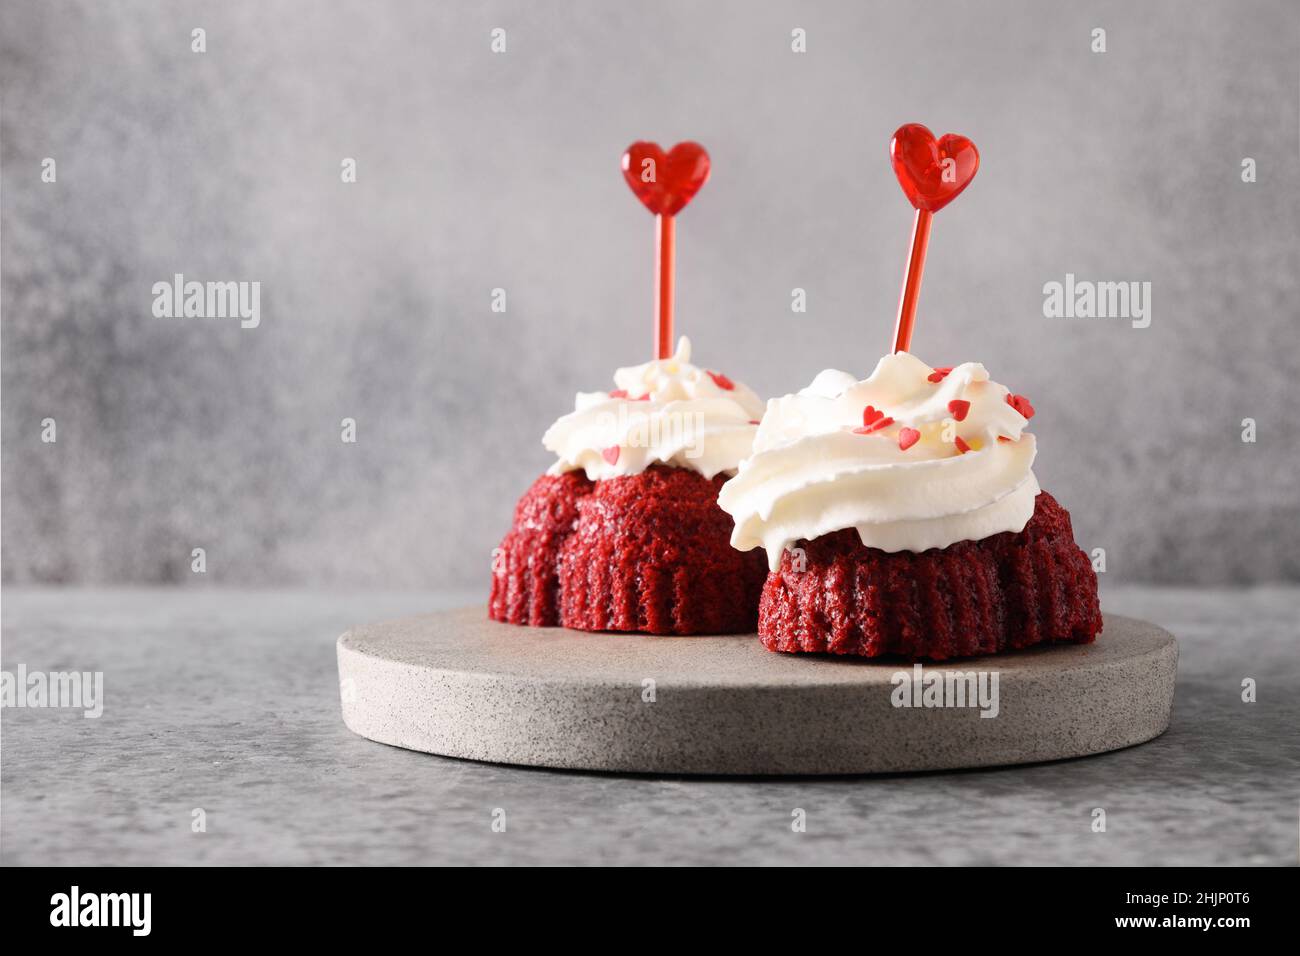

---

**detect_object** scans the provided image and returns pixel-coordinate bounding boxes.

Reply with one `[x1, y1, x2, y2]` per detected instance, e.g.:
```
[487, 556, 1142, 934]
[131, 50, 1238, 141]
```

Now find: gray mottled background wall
[2, 0, 1297, 589]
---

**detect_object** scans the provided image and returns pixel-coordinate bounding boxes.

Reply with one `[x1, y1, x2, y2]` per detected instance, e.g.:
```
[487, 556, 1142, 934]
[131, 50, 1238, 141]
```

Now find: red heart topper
[622, 141, 711, 216]
[890, 124, 979, 213]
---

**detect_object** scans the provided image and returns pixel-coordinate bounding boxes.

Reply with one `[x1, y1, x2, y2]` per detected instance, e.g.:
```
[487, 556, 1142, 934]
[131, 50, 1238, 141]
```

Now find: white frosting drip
[717, 352, 1039, 569]
[543, 337, 765, 480]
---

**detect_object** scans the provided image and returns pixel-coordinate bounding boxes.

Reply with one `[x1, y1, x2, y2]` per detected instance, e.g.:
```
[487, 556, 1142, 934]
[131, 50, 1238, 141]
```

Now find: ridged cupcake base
[490, 465, 767, 635]
[758, 491, 1103, 660]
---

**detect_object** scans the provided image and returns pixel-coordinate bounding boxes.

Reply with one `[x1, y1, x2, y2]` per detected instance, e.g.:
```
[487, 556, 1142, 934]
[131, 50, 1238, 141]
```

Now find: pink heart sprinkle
[601, 446, 620, 465]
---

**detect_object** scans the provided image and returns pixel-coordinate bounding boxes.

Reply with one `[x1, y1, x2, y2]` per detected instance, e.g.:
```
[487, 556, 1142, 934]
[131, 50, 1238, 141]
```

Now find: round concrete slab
[337, 609, 1177, 775]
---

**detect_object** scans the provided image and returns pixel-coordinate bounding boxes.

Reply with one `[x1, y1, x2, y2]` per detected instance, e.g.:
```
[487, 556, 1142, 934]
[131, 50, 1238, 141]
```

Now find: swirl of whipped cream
[718, 352, 1039, 569]
[543, 336, 765, 480]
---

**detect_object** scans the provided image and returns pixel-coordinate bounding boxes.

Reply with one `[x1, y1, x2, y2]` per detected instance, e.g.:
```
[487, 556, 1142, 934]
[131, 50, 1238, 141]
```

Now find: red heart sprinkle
[706, 370, 734, 390]
[748, 420, 760, 425]
[601, 446, 620, 465]
[890, 124, 980, 213]
[947, 399, 970, 422]
[898, 427, 921, 451]
[856, 406, 896, 434]
[854, 415, 895, 435]
[997, 436, 1011, 443]
[633, 394, 650, 402]
[608, 389, 628, 398]
[954, 436, 971, 454]
[1006, 393, 1035, 419]
[927, 367, 953, 383]
[622, 142, 711, 216]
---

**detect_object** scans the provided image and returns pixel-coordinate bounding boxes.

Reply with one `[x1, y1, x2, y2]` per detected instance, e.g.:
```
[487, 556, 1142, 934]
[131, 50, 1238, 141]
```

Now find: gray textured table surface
[2, 586, 1296, 866]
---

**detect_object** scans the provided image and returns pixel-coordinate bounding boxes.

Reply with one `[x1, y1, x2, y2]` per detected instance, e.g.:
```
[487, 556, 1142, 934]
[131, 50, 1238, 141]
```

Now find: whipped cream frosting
[717, 352, 1039, 569]
[543, 336, 765, 481]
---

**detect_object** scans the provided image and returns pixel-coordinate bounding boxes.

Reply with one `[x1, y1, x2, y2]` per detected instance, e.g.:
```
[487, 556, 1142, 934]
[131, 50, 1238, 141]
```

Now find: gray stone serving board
[337, 609, 1177, 775]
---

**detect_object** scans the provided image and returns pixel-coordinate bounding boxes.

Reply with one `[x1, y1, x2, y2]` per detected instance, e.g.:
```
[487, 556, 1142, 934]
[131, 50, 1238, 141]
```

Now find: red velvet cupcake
[719, 353, 1102, 660]
[489, 337, 767, 634]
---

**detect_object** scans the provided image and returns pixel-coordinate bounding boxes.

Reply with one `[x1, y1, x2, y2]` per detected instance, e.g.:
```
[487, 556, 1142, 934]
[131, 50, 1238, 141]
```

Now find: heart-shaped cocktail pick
[622, 142, 711, 359]
[889, 124, 979, 353]
[622, 142, 711, 215]
[891, 124, 979, 213]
